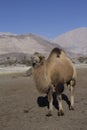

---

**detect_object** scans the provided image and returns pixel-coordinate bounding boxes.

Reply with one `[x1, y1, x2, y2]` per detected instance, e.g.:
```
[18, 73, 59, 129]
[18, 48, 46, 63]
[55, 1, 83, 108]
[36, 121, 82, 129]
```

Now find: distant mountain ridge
[0, 33, 57, 65]
[0, 33, 55, 55]
[51, 27, 87, 56]
[0, 28, 87, 65]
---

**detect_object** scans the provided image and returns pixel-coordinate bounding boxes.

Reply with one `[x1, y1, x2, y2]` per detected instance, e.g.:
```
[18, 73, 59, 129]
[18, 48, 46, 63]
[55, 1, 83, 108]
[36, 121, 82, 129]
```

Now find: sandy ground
[0, 66, 30, 75]
[0, 66, 87, 130]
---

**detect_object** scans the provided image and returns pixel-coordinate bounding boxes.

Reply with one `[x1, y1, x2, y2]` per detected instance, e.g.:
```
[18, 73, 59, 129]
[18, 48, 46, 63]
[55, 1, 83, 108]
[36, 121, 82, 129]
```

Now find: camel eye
[57, 54, 60, 58]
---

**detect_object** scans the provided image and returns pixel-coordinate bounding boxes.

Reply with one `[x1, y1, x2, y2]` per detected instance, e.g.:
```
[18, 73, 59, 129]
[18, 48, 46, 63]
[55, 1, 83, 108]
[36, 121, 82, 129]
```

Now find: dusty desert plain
[0, 64, 87, 130]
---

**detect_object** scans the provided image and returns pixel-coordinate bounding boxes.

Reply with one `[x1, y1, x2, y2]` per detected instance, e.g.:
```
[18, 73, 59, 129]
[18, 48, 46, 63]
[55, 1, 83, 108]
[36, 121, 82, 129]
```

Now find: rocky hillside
[0, 33, 55, 55]
[0, 28, 87, 65]
[0, 33, 57, 65]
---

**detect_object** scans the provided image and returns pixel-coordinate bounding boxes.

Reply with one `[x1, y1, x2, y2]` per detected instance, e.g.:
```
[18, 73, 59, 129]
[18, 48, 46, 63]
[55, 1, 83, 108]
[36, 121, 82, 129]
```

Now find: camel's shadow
[37, 92, 71, 110]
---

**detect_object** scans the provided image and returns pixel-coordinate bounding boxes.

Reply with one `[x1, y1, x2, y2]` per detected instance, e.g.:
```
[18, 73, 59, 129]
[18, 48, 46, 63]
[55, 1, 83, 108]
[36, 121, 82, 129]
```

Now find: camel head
[31, 52, 45, 67]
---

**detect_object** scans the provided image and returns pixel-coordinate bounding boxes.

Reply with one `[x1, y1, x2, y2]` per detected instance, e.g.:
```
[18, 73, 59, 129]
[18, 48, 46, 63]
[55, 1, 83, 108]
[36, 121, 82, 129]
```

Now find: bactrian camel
[31, 48, 77, 116]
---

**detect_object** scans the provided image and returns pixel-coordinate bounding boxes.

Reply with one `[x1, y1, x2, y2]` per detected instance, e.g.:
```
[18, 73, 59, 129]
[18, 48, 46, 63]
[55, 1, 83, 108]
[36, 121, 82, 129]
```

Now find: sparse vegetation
[78, 57, 87, 63]
[71, 56, 87, 64]
[0, 53, 31, 67]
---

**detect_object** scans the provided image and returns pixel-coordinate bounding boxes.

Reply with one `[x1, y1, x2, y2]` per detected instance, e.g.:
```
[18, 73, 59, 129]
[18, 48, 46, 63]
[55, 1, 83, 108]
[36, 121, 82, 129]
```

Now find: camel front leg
[57, 94, 64, 116]
[46, 88, 53, 116]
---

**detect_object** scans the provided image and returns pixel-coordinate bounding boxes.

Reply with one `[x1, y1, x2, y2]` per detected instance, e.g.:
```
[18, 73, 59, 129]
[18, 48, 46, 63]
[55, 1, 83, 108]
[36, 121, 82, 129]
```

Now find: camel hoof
[70, 106, 74, 110]
[46, 111, 52, 117]
[58, 110, 64, 116]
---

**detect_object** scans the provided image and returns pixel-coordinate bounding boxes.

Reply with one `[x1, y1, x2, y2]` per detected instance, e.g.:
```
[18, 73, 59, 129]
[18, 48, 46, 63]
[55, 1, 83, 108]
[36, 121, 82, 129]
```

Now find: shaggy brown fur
[31, 48, 77, 116]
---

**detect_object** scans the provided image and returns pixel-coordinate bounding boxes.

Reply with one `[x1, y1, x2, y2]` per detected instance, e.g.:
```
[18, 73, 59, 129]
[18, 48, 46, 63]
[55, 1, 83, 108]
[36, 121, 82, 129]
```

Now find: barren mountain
[0, 33, 55, 55]
[0, 33, 57, 65]
[0, 28, 87, 65]
[52, 27, 87, 56]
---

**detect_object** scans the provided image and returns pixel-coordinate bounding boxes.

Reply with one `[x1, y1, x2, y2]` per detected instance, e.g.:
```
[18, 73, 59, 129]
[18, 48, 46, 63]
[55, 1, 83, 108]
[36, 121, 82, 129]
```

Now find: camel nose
[32, 62, 36, 67]
[31, 57, 37, 66]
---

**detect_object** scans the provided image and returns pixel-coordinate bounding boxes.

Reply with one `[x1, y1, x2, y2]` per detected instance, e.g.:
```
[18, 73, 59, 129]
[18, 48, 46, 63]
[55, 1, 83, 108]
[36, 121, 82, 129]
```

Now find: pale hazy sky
[0, 0, 87, 39]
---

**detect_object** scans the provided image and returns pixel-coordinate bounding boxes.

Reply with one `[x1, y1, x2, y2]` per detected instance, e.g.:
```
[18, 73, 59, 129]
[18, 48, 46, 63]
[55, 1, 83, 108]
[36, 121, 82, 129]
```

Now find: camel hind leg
[56, 83, 64, 116]
[68, 79, 76, 110]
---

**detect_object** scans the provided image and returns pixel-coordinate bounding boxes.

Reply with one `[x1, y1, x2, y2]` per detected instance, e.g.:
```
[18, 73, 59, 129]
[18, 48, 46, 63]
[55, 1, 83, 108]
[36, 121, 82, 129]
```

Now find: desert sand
[0, 65, 87, 130]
